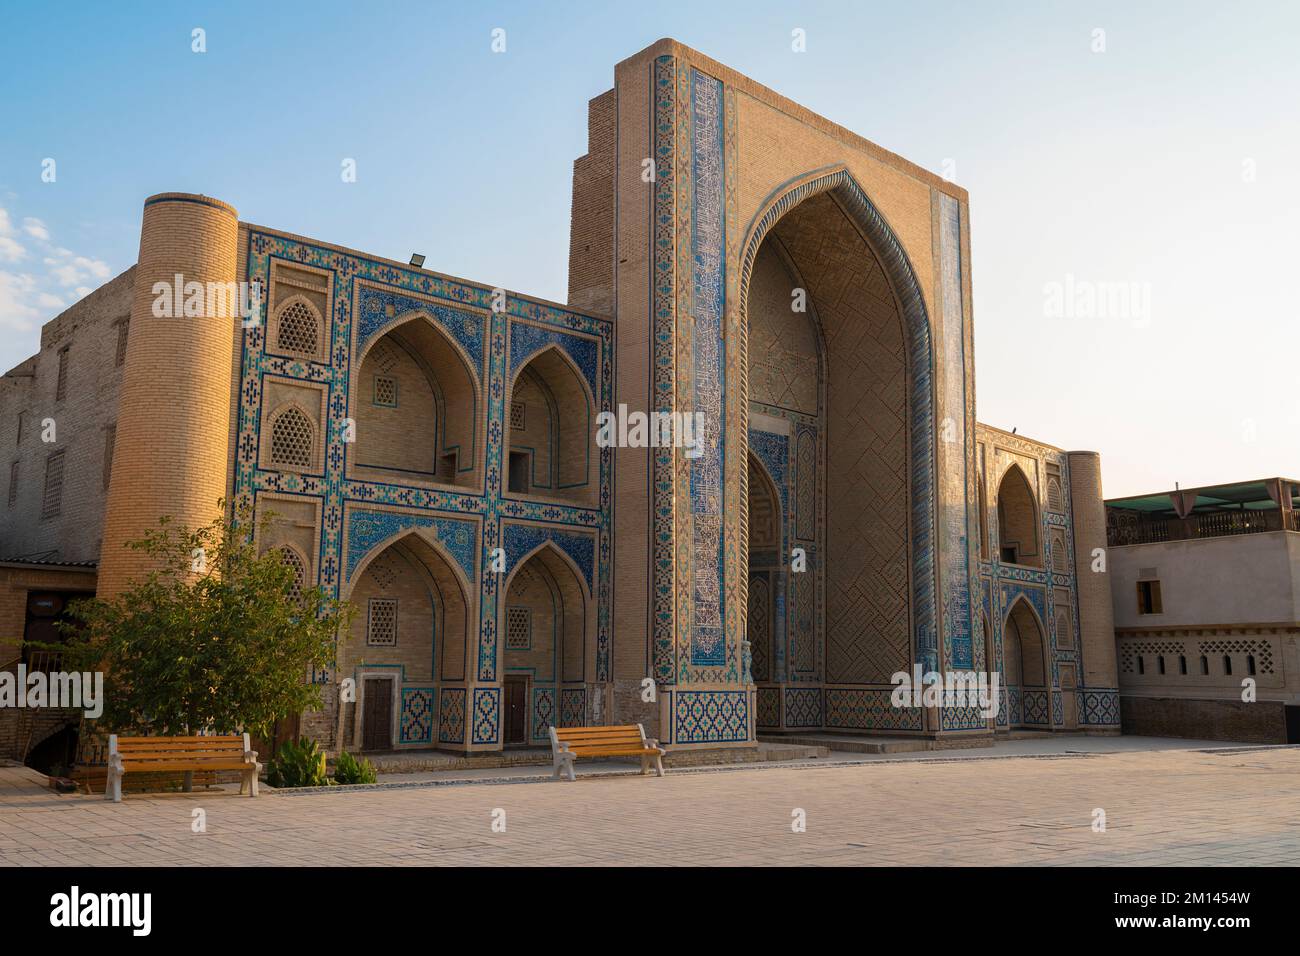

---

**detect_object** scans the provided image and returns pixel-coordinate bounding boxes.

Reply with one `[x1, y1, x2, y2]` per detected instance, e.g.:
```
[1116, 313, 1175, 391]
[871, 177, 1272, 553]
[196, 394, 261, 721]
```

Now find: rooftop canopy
[1106, 477, 1300, 516]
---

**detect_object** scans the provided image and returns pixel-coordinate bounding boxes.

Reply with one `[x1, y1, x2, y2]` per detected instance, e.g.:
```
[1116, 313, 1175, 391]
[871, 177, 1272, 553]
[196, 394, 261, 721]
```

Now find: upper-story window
[274, 299, 322, 357]
[115, 318, 130, 367]
[996, 464, 1041, 567]
[1136, 579, 1163, 615]
[41, 450, 65, 519]
[55, 346, 69, 402]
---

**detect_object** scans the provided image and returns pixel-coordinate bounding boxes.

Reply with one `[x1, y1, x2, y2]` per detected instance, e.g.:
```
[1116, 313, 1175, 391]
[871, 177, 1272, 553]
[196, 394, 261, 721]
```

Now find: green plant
[49, 500, 355, 738]
[332, 750, 378, 785]
[266, 737, 329, 789]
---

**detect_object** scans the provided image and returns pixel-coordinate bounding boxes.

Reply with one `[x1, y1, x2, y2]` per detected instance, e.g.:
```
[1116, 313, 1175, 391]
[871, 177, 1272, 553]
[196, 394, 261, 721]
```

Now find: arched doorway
[352, 315, 478, 487]
[500, 543, 589, 746]
[506, 346, 596, 506]
[747, 452, 782, 685]
[342, 532, 470, 751]
[997, 464, 1041, 567]
[1003, 597, 1048, 729]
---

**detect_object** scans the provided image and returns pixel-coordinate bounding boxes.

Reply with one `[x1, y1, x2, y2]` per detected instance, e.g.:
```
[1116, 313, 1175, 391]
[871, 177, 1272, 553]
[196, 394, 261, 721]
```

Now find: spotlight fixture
[409, 253, 426, 268]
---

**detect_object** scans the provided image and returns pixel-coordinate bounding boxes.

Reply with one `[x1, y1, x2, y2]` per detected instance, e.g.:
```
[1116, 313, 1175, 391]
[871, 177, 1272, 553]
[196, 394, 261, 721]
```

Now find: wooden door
[504, 676, 528, 745]
[362, 678, 393, 751]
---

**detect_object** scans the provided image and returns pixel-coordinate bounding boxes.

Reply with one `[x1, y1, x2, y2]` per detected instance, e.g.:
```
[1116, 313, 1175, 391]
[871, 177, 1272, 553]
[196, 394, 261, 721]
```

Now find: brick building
[0, 40, 1120, 759]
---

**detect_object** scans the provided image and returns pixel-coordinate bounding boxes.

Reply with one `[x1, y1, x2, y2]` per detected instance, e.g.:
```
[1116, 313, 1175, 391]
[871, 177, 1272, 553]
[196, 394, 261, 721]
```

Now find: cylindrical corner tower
[1066, 451, 1118, 688]
[97, 193, 239, 597]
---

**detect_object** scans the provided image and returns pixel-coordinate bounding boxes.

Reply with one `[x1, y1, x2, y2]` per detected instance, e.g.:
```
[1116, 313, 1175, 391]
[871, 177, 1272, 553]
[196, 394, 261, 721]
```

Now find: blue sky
[1, 0, 1296, 496]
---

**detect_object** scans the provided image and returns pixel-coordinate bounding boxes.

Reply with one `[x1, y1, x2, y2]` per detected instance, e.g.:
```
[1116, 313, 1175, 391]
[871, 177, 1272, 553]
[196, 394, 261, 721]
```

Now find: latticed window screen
[115, 319, 130, 367]
[55, 348, 69, 401]
[1047, 478, 1064, 514]
[510, 401, 526, 430]
[373, 375, 398, 407]
[278, 546, 308, 604]
[275, 300, 320, 356]
[367, 597, 398, 646]
[41, 450, 65, 519]
[270, 406, 314, 470]
[506, 606, 531, 649]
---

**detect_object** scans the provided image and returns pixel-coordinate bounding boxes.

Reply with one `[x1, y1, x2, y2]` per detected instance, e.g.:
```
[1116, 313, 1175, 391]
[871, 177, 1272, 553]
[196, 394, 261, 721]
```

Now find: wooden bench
[106, 734, 261, 802]
[548, 724, 665, 781]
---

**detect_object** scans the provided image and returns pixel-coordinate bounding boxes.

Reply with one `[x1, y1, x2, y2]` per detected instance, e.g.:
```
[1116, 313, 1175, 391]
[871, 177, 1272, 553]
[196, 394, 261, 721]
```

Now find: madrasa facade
[0, 40, 1120, 757]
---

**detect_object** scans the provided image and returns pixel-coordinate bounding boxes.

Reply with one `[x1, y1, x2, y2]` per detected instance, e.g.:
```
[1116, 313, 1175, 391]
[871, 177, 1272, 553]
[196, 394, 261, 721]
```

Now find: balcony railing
[1107, 508, 1300, 546]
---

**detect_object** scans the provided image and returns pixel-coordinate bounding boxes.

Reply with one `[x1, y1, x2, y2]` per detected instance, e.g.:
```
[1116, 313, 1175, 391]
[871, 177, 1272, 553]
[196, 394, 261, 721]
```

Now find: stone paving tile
[1, 747, 1297, 866]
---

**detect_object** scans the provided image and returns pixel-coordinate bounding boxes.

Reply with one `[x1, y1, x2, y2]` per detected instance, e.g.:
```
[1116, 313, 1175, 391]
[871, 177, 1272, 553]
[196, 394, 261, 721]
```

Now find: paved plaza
[2, 743, 1297, 866]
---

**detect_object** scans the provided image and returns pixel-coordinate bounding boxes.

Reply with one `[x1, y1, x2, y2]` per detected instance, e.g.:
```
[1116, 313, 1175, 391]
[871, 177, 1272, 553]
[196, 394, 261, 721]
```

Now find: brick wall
[1121, 695, 1287, 744]
[0, 268, 134, 564]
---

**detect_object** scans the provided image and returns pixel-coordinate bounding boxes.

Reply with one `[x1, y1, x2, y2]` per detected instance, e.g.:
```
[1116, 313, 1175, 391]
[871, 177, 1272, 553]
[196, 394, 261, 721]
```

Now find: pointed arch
[738, 166, 938, 684]
[1003, 596, 1048, 690]
[506, 343, 596, 505]
[501, 539, 592, 725]
[352, 311, 480, 487]
[997, 463, 1041, 567]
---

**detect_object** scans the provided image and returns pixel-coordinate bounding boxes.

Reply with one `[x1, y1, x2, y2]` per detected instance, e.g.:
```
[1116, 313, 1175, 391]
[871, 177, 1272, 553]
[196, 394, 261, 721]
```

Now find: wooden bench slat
[106, 733, 260, 803]
[549, 724, 664, 781]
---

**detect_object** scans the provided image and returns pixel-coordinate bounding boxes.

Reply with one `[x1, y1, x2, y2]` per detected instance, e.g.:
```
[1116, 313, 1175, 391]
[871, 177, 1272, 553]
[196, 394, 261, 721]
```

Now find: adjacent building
[1107, 478, 1300, 742]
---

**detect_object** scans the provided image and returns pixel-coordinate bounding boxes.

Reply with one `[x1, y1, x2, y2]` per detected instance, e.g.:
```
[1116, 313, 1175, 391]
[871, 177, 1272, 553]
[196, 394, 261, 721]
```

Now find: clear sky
[1, 1, 1295, 497]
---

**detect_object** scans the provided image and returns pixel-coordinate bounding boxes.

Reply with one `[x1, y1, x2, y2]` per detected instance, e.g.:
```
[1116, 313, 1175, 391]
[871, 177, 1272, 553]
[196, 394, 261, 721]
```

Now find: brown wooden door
[504, 676, 528, 745]
[362, 679, 393, 751]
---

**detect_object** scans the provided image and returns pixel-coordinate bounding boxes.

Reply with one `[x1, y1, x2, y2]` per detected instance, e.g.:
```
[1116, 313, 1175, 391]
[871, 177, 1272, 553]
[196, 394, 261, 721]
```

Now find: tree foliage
[57, 501, 353, 738]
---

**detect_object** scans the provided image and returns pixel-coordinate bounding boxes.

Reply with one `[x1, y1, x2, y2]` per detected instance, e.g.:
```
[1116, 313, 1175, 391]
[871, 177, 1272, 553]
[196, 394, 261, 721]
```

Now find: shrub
[267, 738, 328, 789]
[333, 750, 378, 785]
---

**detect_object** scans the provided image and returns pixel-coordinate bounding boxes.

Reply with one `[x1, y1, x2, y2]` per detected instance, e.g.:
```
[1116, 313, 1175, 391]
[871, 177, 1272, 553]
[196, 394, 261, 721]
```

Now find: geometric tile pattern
[560, 688, 585, 728]
[399, 687, 435, 744]
[233, 228, 614, 722]
[438, 687, 466, 745]
[824, 688, 924, 732]
[531, 686, 555, 741]
[471, 687, 500, 745]
[672, 690, 749, 744]
[1080, 688, 1120, 726]
[783, 687, 822, 728]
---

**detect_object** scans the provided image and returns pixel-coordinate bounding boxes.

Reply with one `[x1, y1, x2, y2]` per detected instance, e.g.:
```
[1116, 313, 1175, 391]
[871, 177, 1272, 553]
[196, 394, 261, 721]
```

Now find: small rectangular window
[115, 319, 130, 367]
[373, 375, 397, 407]
[55, 347, 69, 402]
[15, 410, 24, 446]
[7, 461, 17, 507]
[1136, 579, 1163, 615]
[508, 451, 530, 494]
[103, 425, 116, 491]
[510, 401, 526, 430]
[41, 450, 65, 519]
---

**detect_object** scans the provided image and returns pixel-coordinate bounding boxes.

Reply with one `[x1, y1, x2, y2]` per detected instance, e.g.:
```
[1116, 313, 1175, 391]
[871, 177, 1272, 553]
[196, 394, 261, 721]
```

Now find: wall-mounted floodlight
[409, 253, 426, 268]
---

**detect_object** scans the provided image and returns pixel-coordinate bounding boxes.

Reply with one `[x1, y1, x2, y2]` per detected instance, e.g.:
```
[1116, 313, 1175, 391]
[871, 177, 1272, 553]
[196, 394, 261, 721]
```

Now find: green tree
[55, 501, 353, 738]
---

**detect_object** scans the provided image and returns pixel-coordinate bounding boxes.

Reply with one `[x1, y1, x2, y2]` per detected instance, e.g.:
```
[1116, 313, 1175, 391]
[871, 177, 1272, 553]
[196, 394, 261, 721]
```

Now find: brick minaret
[97, 193, 239, 597]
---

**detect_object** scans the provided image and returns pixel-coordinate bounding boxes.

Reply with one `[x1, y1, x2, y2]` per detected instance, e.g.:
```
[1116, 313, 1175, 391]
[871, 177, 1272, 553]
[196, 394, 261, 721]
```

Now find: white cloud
[0, 235, 25, 262]
[0, 271, 40, 332]
[0, 204, 113, 343]
[22, 217, 50, 240]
